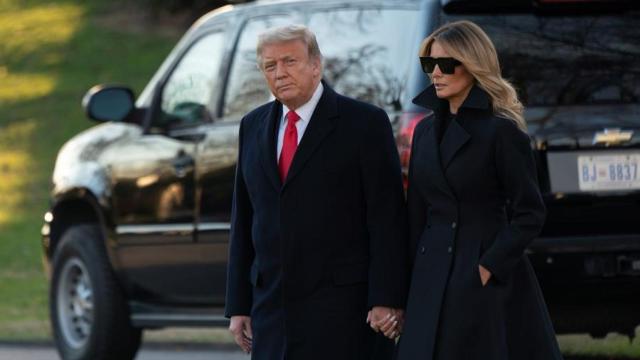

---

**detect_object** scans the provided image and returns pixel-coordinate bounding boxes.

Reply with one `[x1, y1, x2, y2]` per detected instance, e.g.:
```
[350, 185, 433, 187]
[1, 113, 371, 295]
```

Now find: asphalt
[0, 342, 250, 360]
[0, 342, 636, 360]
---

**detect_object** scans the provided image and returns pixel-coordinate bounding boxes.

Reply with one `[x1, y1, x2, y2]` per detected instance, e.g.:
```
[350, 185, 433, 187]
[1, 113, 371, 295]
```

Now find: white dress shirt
[277, 82, 324, 161]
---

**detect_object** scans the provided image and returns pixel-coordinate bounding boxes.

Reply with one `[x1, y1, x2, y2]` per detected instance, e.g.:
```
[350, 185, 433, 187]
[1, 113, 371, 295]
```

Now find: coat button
[420, 246, 426, 254]
[451, 222, 457, 229]
[447, 246, 452, 253]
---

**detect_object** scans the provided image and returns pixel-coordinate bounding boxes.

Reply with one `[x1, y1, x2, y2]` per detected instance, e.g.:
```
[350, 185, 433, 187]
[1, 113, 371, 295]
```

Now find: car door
[194, 14, 295, 304]
[105, 28, 228, 303]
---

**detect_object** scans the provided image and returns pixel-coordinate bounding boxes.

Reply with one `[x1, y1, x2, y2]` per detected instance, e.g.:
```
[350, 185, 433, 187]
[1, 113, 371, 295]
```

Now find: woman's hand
[479, 265, 492, 286]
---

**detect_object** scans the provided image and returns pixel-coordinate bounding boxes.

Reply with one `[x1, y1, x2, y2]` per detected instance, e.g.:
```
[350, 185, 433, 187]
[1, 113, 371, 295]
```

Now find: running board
[129, 302, 229, 328]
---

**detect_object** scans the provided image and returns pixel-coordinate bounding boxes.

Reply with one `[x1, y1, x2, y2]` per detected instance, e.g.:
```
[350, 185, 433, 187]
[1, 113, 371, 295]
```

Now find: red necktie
[279, 111, 301, 181]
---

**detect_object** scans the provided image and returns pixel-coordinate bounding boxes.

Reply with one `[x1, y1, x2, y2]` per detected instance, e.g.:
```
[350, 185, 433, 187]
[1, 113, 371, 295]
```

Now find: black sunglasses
[420, 56, 462, 75]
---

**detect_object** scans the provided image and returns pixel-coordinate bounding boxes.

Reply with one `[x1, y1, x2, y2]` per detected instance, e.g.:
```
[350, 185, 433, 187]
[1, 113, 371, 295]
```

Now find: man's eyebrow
[263, 55, 296, 65]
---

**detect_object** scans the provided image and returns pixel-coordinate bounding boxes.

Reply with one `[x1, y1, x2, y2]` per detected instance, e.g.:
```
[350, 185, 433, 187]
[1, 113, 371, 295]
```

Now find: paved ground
[0, 344, 250, 360]
[0, 343, 630, 360]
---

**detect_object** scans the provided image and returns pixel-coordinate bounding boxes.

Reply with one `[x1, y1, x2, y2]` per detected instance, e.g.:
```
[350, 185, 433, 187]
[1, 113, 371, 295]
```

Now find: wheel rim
[56, 257, 94, 349]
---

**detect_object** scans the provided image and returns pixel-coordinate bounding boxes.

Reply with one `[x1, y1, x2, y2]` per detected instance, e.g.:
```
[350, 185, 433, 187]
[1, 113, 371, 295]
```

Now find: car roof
[195, 0, 428, 27]
[252, 0, 425, 6]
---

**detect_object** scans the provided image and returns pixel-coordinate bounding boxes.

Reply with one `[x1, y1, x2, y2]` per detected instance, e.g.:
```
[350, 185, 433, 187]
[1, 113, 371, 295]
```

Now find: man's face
[260, 40, 321, 110]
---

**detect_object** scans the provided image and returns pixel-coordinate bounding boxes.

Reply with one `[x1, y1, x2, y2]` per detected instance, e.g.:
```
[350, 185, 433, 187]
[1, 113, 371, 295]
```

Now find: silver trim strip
[116, 224, 194, 235]
[116, 223, 231, 235]
[132, 314, 226, 321]
[131, 313, 229, 327]
[198, 222, 231, 231]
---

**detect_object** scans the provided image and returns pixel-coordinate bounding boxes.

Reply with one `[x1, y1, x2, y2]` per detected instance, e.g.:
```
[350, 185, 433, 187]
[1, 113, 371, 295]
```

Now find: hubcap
[56, 258, 93, 349]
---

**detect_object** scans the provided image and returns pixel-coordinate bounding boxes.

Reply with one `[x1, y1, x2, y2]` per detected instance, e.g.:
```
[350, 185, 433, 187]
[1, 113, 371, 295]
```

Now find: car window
[222, 15, 293, 120]
[157, 30, 226, 128]
[309, 7, 420, 113]
[443, 12, 640, 107]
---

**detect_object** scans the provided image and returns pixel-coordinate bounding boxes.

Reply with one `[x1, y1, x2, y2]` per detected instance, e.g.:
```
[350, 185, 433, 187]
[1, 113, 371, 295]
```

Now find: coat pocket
[332, 261, 369, 286]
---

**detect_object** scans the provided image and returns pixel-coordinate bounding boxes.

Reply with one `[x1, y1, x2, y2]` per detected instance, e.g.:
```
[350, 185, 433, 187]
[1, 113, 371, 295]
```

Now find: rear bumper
[528, 234, 640, 279]
[529, 234, 640, 254]
[527, 234, 640, 335]
[527, 234, 640, 286]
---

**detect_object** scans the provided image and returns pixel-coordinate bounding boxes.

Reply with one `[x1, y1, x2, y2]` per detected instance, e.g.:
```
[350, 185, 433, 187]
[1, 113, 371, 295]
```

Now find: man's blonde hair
[256, 24, 323, 70]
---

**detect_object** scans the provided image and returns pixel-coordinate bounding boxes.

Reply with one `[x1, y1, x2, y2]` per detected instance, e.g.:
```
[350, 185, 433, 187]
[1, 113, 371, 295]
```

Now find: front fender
[52, 161, 110, 208]
[42, 189, 109, 259]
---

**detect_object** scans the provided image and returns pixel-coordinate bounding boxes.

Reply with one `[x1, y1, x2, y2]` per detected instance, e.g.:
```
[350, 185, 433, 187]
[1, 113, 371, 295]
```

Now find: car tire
[50, 224, 142, 360]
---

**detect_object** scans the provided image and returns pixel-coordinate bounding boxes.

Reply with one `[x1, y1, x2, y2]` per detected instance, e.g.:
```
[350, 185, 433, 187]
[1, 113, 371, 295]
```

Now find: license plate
[577, 154, 640, 191]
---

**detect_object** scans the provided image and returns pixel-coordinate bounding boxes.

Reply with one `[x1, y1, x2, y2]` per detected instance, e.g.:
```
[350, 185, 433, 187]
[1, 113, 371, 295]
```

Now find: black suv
[42, 0, 640, 358]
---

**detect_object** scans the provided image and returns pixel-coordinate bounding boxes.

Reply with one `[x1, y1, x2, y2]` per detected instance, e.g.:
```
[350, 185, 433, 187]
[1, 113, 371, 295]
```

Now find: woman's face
[429, 41, 475, 106]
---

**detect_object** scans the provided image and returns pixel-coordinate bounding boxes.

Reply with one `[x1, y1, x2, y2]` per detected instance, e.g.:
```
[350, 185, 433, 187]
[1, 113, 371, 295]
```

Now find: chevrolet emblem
[593, 128, 634, 145]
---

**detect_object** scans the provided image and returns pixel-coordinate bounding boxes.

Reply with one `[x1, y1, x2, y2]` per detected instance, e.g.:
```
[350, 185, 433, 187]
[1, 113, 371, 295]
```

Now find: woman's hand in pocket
[479, 265, 492, 287]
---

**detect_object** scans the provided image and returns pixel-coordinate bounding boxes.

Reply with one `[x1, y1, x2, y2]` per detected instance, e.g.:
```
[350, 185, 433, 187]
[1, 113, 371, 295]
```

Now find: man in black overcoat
[224, 24, 408, 360]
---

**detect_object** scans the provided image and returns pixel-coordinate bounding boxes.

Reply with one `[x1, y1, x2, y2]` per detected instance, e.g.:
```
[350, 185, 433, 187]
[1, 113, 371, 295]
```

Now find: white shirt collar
[281, 82, 324, 125]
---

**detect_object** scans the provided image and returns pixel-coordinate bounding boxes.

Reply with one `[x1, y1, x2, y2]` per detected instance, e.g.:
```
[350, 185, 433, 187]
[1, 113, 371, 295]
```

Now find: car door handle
[172, 133, 206, 142]
[172, 152, 194, 177]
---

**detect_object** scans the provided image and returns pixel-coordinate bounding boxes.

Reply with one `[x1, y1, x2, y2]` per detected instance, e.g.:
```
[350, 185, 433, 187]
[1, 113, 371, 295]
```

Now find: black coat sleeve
[479, 119, 546, 282]
[224, 118, 255, 317]
[360, 108, 409, 309]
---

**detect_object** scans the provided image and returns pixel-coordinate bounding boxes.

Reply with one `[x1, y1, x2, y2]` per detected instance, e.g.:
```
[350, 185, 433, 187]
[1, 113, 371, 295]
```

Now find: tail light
[396, 112, 428, 189]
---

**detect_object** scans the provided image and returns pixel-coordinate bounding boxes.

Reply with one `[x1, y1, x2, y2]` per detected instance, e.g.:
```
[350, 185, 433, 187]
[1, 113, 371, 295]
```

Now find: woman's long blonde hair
[420, 20, 527, 132]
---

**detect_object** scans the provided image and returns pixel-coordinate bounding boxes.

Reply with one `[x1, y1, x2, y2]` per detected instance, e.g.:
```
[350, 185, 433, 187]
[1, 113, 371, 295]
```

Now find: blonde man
[225, 24, 408, 360]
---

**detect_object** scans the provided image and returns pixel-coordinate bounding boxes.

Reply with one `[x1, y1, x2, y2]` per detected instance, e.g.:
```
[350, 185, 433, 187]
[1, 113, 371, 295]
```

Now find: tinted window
[223, 15, 293, 119]
[443, 13, 640, 107]
[310, 7, 419, 113]
[158, 31, 226, 127]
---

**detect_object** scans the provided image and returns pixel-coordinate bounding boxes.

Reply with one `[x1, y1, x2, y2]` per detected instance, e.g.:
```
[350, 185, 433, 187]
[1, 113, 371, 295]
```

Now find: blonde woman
[395, 20, 563, 359]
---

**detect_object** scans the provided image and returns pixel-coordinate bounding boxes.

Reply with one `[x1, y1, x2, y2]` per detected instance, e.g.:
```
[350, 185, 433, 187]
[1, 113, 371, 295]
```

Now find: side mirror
[82, 85, 135, 122]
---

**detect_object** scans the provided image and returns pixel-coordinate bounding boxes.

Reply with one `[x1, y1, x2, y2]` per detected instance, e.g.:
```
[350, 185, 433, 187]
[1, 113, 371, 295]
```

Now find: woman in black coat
[393, 20, 564, 360]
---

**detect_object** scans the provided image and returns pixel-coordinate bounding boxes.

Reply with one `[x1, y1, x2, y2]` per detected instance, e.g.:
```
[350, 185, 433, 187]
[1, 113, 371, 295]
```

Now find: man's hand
[229, 316, 252, 353]
[479, 264, 492, 286]
[366, 306, 404, 339]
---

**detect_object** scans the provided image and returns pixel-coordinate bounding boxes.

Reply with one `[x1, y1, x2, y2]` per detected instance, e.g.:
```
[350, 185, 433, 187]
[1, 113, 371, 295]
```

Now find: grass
[2, 0, 640, 357]
[560, 332, 640, 359]
[0, 0, 178, 340]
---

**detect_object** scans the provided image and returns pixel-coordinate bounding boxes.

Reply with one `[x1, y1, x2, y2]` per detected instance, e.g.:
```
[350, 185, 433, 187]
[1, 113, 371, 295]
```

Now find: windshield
[311, 7, 420, 114]
[442, 12, 640, 107]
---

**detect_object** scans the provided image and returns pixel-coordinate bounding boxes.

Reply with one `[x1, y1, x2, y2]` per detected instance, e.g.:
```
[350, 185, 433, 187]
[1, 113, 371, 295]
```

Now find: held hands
[479, 264, 492, 286]
[229, 270, 491, 351]
[229, 316, 252, 354]
[367, 306, 404, 339]
[365, 266, 491, 341]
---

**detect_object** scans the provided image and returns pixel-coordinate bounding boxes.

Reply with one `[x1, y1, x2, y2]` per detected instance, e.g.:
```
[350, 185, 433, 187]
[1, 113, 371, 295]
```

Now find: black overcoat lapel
[437, 85, 490, 170]
[440, 117, 470, 170]
[412, 84, 494, 196]
[282, 84, 338, 189]
[422, 121, 457, 200]
[258, 101, 282, 191]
